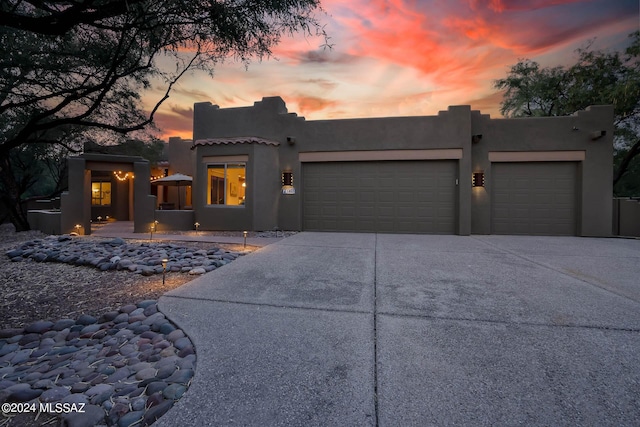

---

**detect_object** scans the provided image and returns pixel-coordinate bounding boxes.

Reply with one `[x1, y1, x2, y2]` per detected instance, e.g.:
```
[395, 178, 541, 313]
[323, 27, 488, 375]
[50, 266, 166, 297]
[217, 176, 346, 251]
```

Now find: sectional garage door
[492, 162, 578, 235]
[303, 161, 457, 233]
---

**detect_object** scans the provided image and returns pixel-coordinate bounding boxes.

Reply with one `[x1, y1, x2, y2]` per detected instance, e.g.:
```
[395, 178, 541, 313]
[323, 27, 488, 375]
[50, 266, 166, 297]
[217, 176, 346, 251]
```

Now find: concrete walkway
[156, 232, 640, 426]
[90, 221, 281, 247]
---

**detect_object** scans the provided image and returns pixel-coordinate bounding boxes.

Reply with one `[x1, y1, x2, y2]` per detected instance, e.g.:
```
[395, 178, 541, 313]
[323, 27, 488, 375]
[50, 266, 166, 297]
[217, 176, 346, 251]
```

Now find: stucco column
[61, 156, 91, 235]
[133, 160, 156, 233]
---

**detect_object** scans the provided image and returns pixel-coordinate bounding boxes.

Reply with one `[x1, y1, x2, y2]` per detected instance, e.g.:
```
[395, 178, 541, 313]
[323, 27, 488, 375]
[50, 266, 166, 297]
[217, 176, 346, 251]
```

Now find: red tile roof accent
[192, 136, 280, 148]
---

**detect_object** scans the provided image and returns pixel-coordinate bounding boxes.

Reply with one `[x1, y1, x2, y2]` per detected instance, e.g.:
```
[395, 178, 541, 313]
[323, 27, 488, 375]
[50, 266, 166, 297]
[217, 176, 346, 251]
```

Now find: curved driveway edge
[157, 233, 640, 426]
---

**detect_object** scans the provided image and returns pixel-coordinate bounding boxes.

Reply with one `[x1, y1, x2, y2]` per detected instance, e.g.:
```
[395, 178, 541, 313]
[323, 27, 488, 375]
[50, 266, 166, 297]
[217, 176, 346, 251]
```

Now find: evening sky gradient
[148, 0, 639, 139]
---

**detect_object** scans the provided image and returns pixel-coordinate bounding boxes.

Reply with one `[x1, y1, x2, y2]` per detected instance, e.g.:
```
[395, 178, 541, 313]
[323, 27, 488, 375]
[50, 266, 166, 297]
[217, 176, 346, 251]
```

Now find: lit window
[207, 163, 246, 206]
[91, 182, 111, 206]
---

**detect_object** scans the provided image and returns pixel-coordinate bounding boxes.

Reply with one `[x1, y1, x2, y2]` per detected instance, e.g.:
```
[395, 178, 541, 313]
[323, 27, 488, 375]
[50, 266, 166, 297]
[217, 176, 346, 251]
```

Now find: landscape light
[243, 231, 247, 248]
[162, 258, 168, 285]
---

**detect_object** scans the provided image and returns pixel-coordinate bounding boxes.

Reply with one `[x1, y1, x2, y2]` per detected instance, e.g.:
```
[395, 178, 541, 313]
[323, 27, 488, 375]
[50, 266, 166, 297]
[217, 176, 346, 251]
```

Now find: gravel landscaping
[0, 300, 195, 427]
[0, 224, 252, 426]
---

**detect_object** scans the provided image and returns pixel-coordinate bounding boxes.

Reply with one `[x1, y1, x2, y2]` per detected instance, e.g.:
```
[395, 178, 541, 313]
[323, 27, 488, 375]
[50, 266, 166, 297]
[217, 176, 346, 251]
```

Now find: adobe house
[50, 96, 613, 236]
[188, 97, 613, 236]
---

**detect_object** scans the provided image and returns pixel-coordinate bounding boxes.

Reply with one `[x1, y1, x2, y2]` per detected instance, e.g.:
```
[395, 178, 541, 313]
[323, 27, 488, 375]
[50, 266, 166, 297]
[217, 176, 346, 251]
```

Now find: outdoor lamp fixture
[74, 224, 81, 235]
[282, 171, 293, 186]
[590, 130, 607, 140]
[472, 134, 483, 144]
[97, 216, 102, 223]
[472, 172, 485, 187]
[194, 222, 200, 235]
[243, 231, 248, 248]
[162, 258, 168, 285]
[281, 170, 295, 194]
[150, 220, 159, 241]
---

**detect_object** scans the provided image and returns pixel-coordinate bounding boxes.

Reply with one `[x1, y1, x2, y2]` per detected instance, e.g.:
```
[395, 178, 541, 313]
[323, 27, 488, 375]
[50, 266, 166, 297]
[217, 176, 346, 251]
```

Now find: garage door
[492, 162, 578, 235]
[303, 161, 457, 233]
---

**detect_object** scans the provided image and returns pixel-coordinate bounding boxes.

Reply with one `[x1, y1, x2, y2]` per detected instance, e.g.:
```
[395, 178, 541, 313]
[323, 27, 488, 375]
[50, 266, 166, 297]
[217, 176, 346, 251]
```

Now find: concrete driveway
[157, 233, 640, 426]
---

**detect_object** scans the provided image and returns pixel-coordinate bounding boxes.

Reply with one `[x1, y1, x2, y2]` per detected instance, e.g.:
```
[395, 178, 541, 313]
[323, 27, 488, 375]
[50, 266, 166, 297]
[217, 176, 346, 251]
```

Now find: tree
[494, 32, 640, 195]
[0, 0, 327, 231]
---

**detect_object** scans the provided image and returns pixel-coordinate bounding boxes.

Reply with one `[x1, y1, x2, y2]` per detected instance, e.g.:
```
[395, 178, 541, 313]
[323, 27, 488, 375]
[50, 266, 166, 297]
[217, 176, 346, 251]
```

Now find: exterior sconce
[282, 170, 295, 194]
[590, 130, 606, 140]
[472, 172, 485, 187]
[287, 136, 296, 145]
[472, 134, 483, 144]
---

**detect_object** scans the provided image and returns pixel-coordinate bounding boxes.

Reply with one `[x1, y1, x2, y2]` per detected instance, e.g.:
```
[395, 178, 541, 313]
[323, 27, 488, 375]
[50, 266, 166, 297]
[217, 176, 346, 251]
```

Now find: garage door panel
[303, 161, 456, 233]
[492, 162, 578, 236]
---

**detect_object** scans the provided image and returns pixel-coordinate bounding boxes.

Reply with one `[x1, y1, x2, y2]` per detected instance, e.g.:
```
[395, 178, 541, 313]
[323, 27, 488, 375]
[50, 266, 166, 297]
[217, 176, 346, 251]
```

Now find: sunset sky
[150, 0, 639, 140]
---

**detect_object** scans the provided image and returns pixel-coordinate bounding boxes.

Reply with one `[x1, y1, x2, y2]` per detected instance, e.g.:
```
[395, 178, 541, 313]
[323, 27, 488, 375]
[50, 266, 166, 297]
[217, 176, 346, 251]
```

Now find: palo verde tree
[0, 0, 327, 231]
[494, 31, 640, 196]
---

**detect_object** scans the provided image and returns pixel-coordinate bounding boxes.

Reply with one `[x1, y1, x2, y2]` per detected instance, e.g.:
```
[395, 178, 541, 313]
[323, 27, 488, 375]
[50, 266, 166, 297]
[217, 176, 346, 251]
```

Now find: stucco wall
[191, 97, 613, 236]
[470, 105, 613, 236]
[193, 142, 280, 231]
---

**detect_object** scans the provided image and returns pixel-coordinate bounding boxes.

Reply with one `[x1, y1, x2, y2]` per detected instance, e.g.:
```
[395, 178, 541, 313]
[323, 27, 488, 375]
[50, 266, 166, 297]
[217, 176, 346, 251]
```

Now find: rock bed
[6, 235, 245, 276]
[0, 300, 195, 426]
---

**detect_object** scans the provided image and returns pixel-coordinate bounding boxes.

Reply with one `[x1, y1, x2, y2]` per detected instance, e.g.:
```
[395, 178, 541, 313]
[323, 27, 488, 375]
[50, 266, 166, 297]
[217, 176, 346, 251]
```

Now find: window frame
[91, 181, 111, 206]
[206, 162, 247, 207]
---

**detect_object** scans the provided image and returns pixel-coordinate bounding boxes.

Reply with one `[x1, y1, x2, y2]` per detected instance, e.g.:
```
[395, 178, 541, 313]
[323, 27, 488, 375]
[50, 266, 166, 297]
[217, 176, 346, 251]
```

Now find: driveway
[157, 233, 640, 426]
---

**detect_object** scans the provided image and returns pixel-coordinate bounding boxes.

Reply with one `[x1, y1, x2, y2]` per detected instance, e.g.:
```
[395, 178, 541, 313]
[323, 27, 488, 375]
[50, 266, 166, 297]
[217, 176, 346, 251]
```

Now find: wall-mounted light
[282, 171, 293, 186]
[472, 172, 485, 187]
[472, 134, 483, 144]
[282, 170, 295, 194]
[590, 130, 606, 140]
[286, 136, 296, 145]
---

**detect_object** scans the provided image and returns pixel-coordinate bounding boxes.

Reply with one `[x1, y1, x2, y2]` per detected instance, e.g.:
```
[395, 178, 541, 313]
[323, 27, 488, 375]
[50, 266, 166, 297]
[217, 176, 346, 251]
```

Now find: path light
[162, 258, 168, 285]
[194, 222, 200, 235]
[150, 220, 159, 241]
[97, 216, 102, 223]
[74, 224, 81, 235]
[243, 231, 247, 248]
[105, 215, 109, 221]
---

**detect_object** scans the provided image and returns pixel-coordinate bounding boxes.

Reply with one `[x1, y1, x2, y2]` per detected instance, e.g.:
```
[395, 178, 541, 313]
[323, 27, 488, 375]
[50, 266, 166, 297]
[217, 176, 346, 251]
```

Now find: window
[207, 163, 246, 206]
[91, 182, 111, 206]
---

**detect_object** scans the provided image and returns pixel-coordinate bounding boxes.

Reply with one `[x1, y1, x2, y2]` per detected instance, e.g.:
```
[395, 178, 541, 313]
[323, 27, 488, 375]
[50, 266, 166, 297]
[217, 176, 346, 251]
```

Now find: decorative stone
[163, 383, 187, 400]
[76, 314, 98, 325]
[62, 404, 105, 427]
[86, 383, 113, 397]
[40, 386, 71, 402]
[24, 320, 54, 334]
[135, 368, 157, 381]
[143, 400, 174, 425]
[118, 410, 145, 427]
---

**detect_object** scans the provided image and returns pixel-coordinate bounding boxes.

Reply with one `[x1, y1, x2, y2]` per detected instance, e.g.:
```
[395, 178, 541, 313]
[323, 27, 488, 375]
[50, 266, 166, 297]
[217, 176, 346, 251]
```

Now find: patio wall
[154, 210, 196, 232]
[613, 198, 640, 237]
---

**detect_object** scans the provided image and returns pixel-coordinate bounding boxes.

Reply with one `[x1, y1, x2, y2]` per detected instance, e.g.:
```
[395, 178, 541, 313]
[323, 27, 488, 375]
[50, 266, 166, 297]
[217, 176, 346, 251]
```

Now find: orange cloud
[289, 94, 341, 115]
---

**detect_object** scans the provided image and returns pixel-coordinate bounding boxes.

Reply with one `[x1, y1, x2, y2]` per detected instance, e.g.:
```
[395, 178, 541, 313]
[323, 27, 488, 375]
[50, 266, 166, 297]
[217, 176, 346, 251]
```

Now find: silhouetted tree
[0, 0, 327, 230]
[494, 32, 640, 195]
